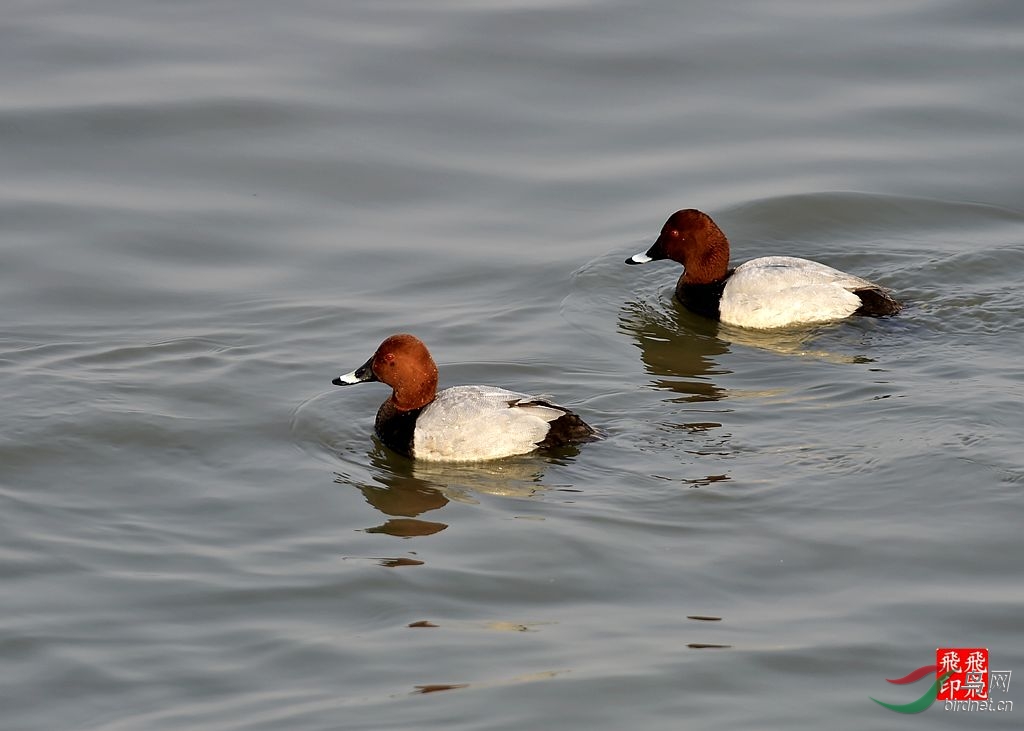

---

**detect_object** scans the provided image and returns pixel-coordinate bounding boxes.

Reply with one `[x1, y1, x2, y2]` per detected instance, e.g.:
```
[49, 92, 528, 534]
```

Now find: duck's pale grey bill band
[626, 252, 653, 265]
[332, 356, 376, 386]
[332, 368, 363, 386]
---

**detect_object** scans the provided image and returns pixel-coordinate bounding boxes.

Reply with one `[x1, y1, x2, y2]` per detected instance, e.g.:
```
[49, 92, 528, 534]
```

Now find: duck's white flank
[412, 385, 565, 462]
[718, 256, 875, 329]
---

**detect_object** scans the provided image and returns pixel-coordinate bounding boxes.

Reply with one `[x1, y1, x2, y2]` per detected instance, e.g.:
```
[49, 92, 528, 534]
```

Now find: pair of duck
[334, 209, 902, 462]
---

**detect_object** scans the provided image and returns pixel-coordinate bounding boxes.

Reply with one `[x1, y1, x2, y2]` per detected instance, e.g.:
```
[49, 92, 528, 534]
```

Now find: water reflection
[619, 292, 872, 378]
[413, 683, 469, 694]
[334, 447, 450, 538]
[719, 321, 871, 364]
[338, 441, 570, 533]
[618, 298, 730, 402]
[365, 518, 447, 537]
[618, 297, 736, 487]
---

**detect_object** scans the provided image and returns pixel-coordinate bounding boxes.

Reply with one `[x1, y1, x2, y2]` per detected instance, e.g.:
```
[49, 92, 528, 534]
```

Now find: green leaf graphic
[871, 671, 953, 714]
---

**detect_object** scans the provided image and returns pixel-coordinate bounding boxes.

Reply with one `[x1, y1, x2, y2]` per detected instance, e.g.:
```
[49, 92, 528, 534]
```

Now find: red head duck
[333, 334, 596, 461]
[627, 209, 902, 329]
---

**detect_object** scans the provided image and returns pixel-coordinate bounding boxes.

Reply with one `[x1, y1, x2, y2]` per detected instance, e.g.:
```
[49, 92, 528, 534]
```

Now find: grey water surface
[2, 1, 1023, 729]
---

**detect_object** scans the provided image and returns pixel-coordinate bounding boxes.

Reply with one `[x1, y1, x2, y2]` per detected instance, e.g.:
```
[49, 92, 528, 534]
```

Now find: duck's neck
[389, 375, 437, 412]
[681, 230, 731, 285]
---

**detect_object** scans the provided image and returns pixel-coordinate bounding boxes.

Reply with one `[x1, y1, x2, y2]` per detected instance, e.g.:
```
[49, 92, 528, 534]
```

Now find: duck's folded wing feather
[733, 256, 875, 291]
[413, 386, 560, 461]
[720, 257, 873, 328]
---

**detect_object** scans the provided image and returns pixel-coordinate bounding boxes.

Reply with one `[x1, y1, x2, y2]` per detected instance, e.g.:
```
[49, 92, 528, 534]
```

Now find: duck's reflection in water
[622, 286, 872, 378]
[336, 446, 450, 539]
[719, 320, 873, 364]
[339, 441, 577, 539]
[618, 298, 735, 487]
[618, 298, 731, 403]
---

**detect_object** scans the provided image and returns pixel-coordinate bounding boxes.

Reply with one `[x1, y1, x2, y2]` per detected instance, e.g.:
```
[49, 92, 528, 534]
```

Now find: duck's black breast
[674, 269, 735, 319]
[374, 401, 424, 458]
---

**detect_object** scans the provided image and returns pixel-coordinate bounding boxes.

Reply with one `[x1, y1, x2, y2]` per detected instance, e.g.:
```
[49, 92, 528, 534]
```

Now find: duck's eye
[670, 229, 680, 238]
[384, 352, 395, 363]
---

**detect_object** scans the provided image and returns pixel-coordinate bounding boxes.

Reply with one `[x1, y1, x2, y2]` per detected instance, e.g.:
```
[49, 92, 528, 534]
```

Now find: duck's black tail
[853, 287, 903, 317]
[539, 412, 599, 448]
[519, 399, 599, 449]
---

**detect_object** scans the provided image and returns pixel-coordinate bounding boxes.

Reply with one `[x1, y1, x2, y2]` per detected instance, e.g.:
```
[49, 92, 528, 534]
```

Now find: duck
[332, 334, 597, 461]
[626, 209, 902, 329]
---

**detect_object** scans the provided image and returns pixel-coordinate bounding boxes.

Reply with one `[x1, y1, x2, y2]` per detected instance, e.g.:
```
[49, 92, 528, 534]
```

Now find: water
[2, 1, 1022, 729]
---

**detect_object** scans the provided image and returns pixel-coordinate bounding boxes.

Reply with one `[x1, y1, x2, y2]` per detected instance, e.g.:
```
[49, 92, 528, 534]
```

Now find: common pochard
[332, 334, 596, 461]
[627, 209, 902, 329]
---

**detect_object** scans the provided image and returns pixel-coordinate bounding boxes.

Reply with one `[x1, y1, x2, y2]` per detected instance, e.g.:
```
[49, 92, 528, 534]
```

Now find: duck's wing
[413, 386, 557, 461]
[721, 257, 876, 328]
[734, 256, 876, 290]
